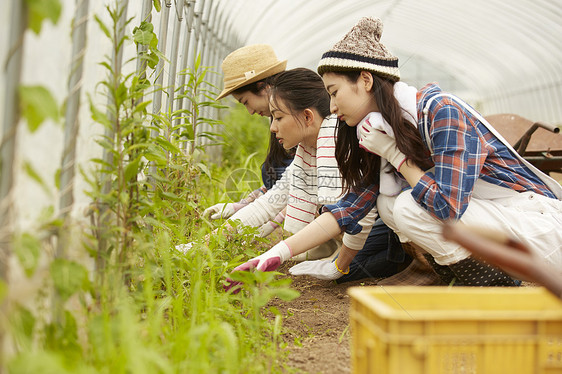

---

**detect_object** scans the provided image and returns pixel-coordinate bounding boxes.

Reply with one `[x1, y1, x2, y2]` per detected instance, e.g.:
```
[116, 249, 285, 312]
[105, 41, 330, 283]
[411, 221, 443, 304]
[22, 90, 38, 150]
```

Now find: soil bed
[268, 262, 379, 374]
[260, 233, 539, 374]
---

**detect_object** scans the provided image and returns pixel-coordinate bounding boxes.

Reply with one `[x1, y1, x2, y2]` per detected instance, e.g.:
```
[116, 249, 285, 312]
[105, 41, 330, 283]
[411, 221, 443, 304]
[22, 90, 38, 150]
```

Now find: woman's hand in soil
[224, 241, 293, 291]
[289, 258, 344, 280]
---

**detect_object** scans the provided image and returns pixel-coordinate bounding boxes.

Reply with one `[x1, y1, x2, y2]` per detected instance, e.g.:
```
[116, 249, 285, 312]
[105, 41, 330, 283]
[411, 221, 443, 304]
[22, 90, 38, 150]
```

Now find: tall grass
[3, 2, 298, 373]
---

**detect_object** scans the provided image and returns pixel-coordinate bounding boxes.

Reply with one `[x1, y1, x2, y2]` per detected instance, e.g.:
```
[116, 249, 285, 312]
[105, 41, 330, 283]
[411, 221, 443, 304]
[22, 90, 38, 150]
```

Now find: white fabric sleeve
[342, 206, 378, 250]
[228, 165, 291, 227]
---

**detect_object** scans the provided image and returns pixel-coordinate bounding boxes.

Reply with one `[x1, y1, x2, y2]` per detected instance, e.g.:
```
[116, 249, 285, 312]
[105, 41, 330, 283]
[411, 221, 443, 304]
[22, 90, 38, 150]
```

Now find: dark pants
[336, 218, 411, 283]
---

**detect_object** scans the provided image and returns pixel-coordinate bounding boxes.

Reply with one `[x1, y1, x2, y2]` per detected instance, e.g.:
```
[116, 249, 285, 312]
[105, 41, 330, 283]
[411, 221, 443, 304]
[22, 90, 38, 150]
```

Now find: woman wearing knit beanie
[316, 16, 562, 286]
[231, 17, 562, 287]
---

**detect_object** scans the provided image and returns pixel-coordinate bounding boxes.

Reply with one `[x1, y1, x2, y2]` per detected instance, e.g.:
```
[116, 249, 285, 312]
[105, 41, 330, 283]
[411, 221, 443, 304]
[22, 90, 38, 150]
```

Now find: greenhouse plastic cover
[220, 0, 562, 122]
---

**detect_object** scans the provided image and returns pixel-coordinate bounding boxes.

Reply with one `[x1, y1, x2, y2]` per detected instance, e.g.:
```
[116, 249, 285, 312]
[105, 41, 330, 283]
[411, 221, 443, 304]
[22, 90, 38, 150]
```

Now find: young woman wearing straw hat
[182, 45, 332, 261]
[203, 44, 294, 237]
[226, 17, 562, 287]
[206, 44, 345, 260]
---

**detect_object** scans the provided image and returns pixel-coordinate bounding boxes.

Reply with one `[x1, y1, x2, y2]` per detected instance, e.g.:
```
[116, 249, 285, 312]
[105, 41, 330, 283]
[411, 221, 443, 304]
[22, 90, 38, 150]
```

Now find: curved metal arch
[209, 0, 562, 122]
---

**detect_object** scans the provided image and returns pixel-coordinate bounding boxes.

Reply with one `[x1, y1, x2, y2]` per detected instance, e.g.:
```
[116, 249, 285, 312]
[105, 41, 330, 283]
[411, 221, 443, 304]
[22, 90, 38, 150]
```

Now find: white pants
[377, 180, 562, 268]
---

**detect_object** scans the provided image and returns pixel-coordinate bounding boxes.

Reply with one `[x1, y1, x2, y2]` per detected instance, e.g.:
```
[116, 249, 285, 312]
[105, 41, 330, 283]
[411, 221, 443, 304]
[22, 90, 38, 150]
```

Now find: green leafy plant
[177, 55, 226, 154]
[5, 1, 302, 373]
[133, 21, 160, 70]
[18, 85, 60, 132]
[220, 103, 271, 167]
[25, 0, 62, 34]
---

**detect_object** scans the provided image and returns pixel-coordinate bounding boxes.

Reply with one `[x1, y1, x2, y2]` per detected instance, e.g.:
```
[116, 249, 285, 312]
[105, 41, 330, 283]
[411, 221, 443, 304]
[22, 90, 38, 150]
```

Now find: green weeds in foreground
[7, 230, 299, 373]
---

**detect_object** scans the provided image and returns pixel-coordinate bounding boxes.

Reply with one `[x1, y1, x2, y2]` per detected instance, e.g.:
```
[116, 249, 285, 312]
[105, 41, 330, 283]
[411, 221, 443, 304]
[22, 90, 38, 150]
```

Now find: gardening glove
[358, 119, 407, 171]
[258, 221, 280, 237]
[257, 210, 285, 237]
[224, 241, 292, 292]
[203, 203, 237, 220]
[289, 258, 343, 281]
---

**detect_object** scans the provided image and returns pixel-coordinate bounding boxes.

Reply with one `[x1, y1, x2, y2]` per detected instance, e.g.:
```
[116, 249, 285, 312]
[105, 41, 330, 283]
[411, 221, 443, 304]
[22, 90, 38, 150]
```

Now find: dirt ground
[267, 261, 379, 374]
[255, 229, 365, 374]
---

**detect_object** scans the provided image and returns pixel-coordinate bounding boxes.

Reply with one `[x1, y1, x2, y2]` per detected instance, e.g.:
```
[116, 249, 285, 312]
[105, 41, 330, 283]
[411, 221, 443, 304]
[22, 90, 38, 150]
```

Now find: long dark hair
[329, 71, 432, 192]
[335, 120, 381, 192]
[268, 68, 331, 120]
[232, 73, 295, 173]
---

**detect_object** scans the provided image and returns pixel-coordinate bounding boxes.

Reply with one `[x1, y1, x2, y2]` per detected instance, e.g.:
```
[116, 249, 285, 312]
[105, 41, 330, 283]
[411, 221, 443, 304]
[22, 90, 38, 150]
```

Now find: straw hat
[216, 44, 287, 100]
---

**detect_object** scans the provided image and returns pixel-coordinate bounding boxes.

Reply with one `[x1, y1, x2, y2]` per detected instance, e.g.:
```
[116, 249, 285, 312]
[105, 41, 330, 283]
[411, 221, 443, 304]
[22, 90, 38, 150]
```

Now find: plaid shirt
[415, 83, 556, 220]
[323, 184, 379, 235]
[324, 83, 556, 231]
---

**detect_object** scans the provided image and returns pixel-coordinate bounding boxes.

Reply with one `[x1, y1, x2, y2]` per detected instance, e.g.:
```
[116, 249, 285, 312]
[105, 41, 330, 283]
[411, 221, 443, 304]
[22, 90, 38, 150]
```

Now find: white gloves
[175, 242, 194, 254]
[203, 203, 237, 220]
[289, 259, 343, 280]
[257, 210, 285, 237]
[238, 241, 292, 272]
[258, 221, 279, 237]
[358, 119, 407, 171]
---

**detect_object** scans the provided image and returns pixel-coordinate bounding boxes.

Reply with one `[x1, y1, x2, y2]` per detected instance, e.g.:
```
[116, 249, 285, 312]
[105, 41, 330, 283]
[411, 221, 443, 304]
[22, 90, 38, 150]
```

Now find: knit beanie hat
[317, 17, 400, 81]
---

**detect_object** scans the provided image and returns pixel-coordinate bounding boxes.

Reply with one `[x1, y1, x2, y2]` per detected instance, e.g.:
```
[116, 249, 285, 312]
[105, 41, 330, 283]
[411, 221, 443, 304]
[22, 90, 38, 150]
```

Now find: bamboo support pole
[165, 0, 185, 116]
[200, 0, 216, 134]
[174, 0, 196, 152]
[101, 0, 130, 194]
[97, 0, 129, 273]
[135, 0, 154, 89]
[189, 0, 205, 149]
[193, 0, 209, 147]
[150, 0, 172, 133]
[57, 0, 91, 258]
[1, 0, 26, 284]
[0, 2, 26, 370]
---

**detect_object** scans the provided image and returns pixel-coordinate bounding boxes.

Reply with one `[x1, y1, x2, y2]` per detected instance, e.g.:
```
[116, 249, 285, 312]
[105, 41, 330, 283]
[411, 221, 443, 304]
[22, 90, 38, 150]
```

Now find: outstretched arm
[224, 212, 343, 291]
[284, 212, 342, 255]
[224, 184, 380, 289]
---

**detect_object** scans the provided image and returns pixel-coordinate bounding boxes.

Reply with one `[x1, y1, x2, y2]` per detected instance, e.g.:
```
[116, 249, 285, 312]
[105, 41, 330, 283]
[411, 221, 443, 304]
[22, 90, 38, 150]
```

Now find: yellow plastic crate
[348, 286, 562, 374]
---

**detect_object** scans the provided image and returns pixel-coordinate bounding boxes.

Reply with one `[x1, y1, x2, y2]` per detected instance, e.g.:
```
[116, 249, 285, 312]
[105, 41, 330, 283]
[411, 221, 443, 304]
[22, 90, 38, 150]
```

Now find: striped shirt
[284, 116, 343, 233]
[231, 115, 377, 249]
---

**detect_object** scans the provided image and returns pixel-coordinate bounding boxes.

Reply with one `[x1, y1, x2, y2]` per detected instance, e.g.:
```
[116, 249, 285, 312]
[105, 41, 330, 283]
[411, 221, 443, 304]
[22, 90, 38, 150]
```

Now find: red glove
[224, 241, 292, 292]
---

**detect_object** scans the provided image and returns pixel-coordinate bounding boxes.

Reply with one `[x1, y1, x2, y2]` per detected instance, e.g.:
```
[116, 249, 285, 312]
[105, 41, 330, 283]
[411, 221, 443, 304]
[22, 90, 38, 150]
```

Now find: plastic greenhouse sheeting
[214, 0, 562, 123]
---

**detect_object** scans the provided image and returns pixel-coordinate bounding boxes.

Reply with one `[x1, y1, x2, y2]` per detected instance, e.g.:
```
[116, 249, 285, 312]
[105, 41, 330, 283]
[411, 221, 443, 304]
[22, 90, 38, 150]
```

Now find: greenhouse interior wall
[1, 0, 562, 370]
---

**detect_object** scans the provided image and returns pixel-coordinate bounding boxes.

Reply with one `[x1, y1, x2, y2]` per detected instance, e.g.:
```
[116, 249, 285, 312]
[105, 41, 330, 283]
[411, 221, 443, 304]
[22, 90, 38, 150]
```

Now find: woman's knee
[392, 192, 433, 234]
[376, 194, 397, 230]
